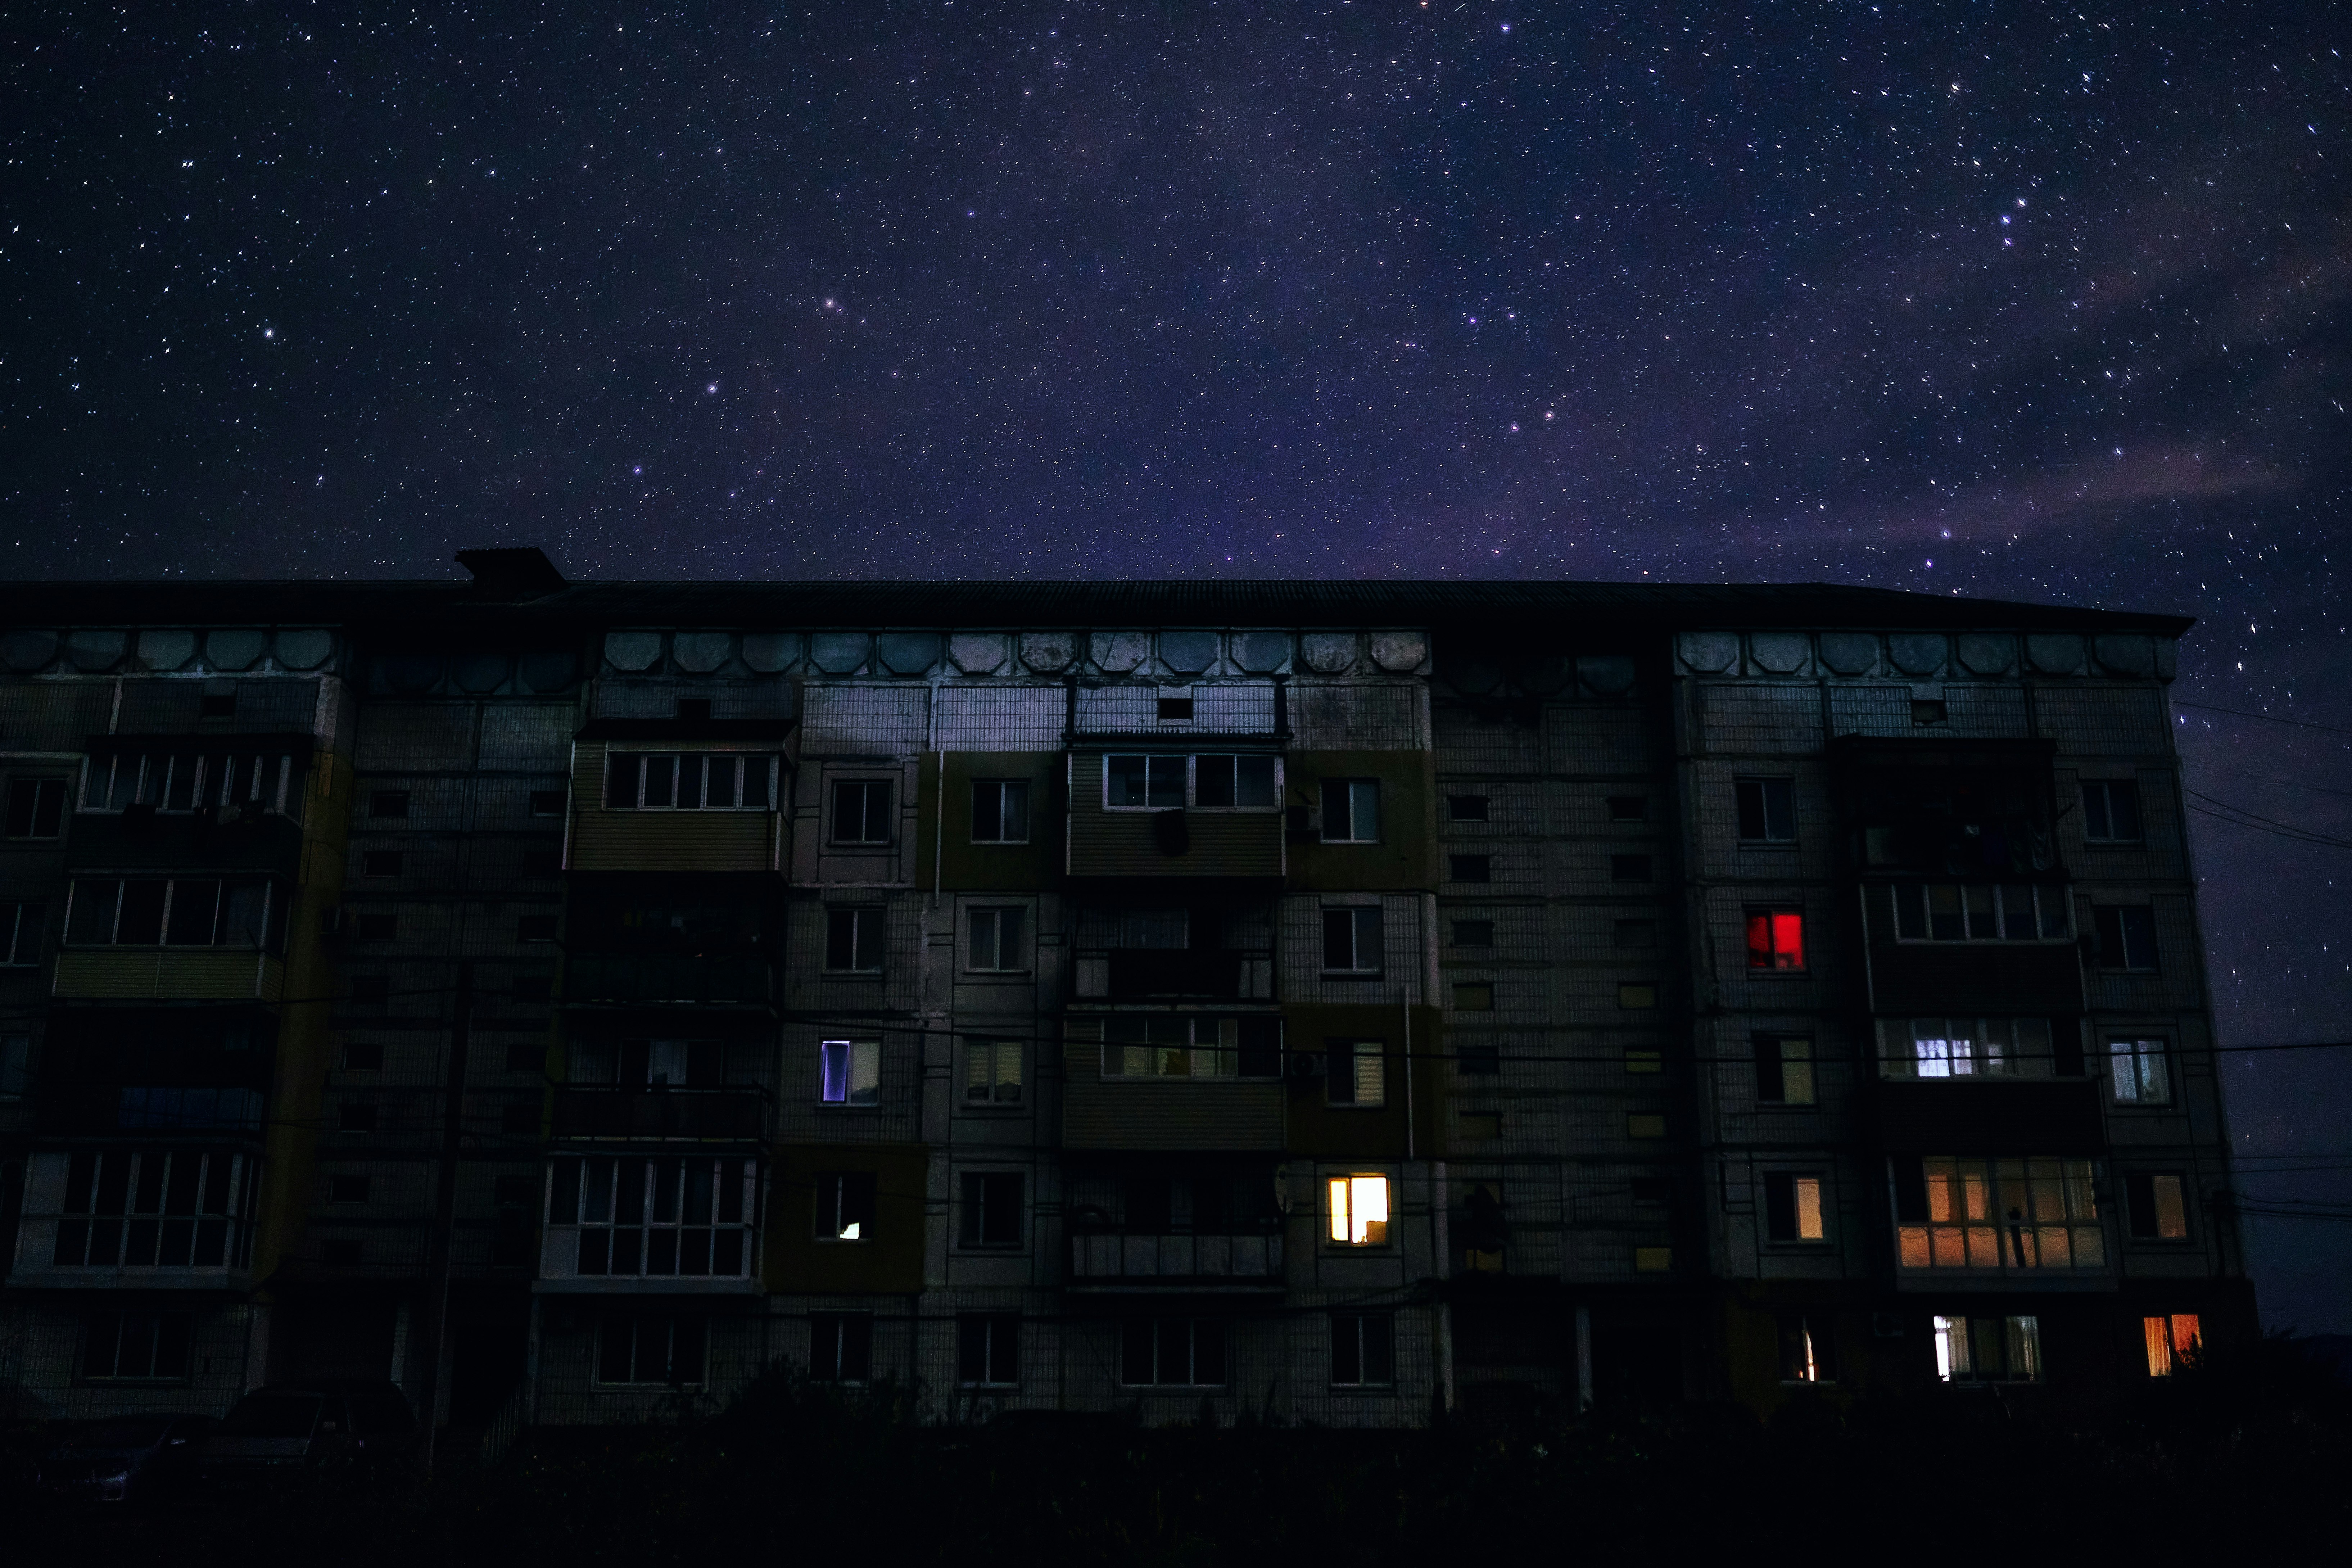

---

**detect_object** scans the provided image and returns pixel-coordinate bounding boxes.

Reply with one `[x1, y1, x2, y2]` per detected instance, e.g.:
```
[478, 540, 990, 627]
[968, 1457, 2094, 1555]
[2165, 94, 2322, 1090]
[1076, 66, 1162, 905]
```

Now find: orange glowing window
[2144, 1313, 2202, 1376]
[1746, 910, 1806, 971]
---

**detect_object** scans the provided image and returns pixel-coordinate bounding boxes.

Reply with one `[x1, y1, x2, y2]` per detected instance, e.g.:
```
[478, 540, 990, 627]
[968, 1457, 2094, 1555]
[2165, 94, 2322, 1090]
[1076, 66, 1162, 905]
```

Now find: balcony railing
[561, 954, 771, 1006]
[552, 1085, 768, 1141]
[1067, 1230, 1285, 1287]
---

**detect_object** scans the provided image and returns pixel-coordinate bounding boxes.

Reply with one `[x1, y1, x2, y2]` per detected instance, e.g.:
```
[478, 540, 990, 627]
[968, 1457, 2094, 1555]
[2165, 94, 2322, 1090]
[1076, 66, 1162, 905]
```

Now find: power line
[2175, 700, 2352, 738]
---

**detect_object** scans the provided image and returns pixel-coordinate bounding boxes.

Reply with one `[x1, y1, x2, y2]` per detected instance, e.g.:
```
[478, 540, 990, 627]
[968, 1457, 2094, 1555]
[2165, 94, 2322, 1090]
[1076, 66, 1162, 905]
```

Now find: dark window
[1322, 779, 1381, 842]
[1778, 1313, 1837, 1383]
[1745, 909, 1806, 971]
[361, 850, 404, 878]
[517, 914, 560, 943]
[1322, 907, 1383, 972]
[5, 778, 66, 839]
[339, 1102, 379, 1133]
[816, 1172, 879, 1241]
[1451, 919, 1495, 946]
[956, 1314, 1020, 1387]
[2082, 781, 2144, 843]
[1194, 754, 1278, 808]
[1457, 1039, 1500, 1076]
[494, 1175, 535, 1206]
[1449, 854, 1492, 883]
[825, 908, 884, 972]
[1236, 1016, 1284, 1079]
[3, 900, 43, 965]
[1735, 779, 1796, 843]
[1121, 1318, 1228, 1386]
[2125, 1172, 2190, 1240]
[1611, 854, 1653, 882]
[1763, 1173, 1827, 1242]
[1614, 919, 1656, 949]
[357, 913, 397, 941]
[972, 779, 1031, 843]
[1156, 696, 1195, 721]
[1460, 1180, 1507, 1271]
[959, 1171, 1024, 1247]
[1606, 795, 1647, 823]
[832, 778, 894, 844]
[1107, 754, 1186, 808]
[369, 791, 411, 819]
[329, 1175, 370, 1204]
[1911, 699, 1949, 727]
[2093, 907, 2159, 971]
[967, 907, 1026, 972]
[810, 1314, 873, 1383]
[344, 1041, 384, 1070]
[597, 1315, 707, 1386]
[1754, 1037, 1816, 1105]
[1448, 795, 1490, 822]
[1330, 1312, 1396, 1387]
[83, 1312, 192, 1382]
[511, 973, 552, 1003]
[528, 789, 567, 817]
[1452, 981, 1494, 1011]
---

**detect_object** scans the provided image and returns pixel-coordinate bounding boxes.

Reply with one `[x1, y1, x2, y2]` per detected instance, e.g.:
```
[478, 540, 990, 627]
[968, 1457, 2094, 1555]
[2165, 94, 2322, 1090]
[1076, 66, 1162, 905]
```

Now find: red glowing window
[1747, 910, 1806, 971]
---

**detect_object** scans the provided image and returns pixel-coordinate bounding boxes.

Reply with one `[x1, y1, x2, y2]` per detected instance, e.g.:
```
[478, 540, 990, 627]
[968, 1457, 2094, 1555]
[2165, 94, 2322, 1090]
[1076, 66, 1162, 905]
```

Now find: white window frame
[1898, 1157, 2106, 1273]
[964, 1038, 1025, 1106]
[1327, 1172, 1392, 1246]
[2109, 1037, 2172, 1105]
[1102, 753, 1284, 812]
[971, 777, 1031, 844]
[818, 1038, 881, 1106]
[1892, 882, 2073, 944]
[828, 774, 896, 844]
[1880, 1017, 2058, 1080]
[1321, 904, 1384, 974]
[1326, 1040, 1387, 1107]
[966, 905, 1029, 973]
[1933, 1314, 2041, 1383]
[1321, 778, 1381, 843]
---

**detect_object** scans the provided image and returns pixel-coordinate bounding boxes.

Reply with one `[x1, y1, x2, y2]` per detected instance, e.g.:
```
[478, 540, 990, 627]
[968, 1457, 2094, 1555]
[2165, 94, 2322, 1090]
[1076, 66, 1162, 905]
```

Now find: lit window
[1327, 1173, 1390, 1245]
[815, 1172, 877, 1241]
[1778, 1312, 1835, 1383]
[1765, 1173, 1827, 1241]
[1882, 1017, 2058, 1079]
[2143, 1313, 2201, 1376]
[1326, 1041, 1386, 1107]
[2109, 1038, 2171, 1105]
[1330, 1312, 1395, 1386]
[1897, 1157, 2104, 1271]
[1121, 1319, 1228, 1387]
[830, 778, 894, 842]
[1736, 778, 1796, 843]
[1322, 906, 1383, 972]
[2082, 780, 2144, 843]
[819, 1039, 880, 1106]
[967, 906, 1027, 972]
[971, 779, 1030, 843]
[1755, 1036, 1815, 1104]
[2126, 1172, 2190, 1240]
[965, 1039, 1023, 1105]
[1932, 1315, 2040, 1383]
[1745, 909, 1805, 971]
[1322, 778, 1381, 842]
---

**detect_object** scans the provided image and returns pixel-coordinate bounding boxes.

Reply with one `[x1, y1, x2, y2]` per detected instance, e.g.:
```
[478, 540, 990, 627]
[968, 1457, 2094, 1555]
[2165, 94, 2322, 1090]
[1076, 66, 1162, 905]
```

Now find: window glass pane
[165, 880, 222, 946]
[1195, 755, 1236, 807]
[1146, 756, 1184, 808]
[1779, 1038, 1815, 1104]
[1235, 754, 1277, 808]
[118, 881, 168, 945]
[2083, 783, 2112, 840]
[643, 756, 677, 809]
[1108, 755, 1148, 806]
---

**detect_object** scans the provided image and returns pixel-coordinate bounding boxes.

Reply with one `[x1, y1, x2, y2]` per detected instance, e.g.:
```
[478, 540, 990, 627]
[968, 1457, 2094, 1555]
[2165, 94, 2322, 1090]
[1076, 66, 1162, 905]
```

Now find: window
[369, 790, 411, 819]
[1330, 1312, 1396, 1386]
[828, 777, 893, 841]
[328, 1175, 370, 1204]
[1452, 981, 1494, 1012]
[0, 1032, 28, 1096]
[1451, 919, 1494, 947]
[1460, 1181, 1506, 1272]
[2109, 1038, 2171, 1104]
[1932, 1315, 2040, 1382]
[597, 1315, 707, 1387]
[51, 1148, 258, 1269]
[1881, 1017, 2061, 1079]
[1612, 919, 1655, 949]
[1606, 795, 1647, 823]
[815, 1172, 877, 1241]
[604, 753, 777, 812]
[2126, 1173, 2190, 1240]
[1610, 854, 1652, 882]
[3, 901, 44, 964]
[1618, 983, 1658, 1009]
[1911, 699, 1949, 727]
[1447, 794, 1489, 822]
[1102, 1015, 1277, 1080]
[811, 1314, 873, 1383]
[1745, 909, 1806, 971]
[1624, 1047, 1661, 1074]
[1458, 1111, 1502, 1140]
[5, 777, 66, 838]
[1121, 1319, 1228, 1387]
[320, 1239, 364, 1266]
[1157, 695, 1195, 721]
[1457, 1039, 1500, 1076]
[2082, 780, 2143, 843]
[2143, 1314, 2202, 1377]
[967, 906, 1027, 972]
[529, 789, 567, 816]
[1322, 906, 1383, 973]
[1327, 1173, 1390, 1245]
[1107, 754, 1185, 808]
[819, 1039, 881, 1106]
[68, 878, 284, 951]
[1736, 779, 1796, 843]
[1897, 1157, 2104, 1271]
[81, 750, 300, 818]
[1755, 1036, 1815, 1105]
[1630, 1177, 1672, 1208]
[1633, 1246, 1673, 1272]
[517, 914, 559, 942]
[1628, 1113, 1668, 1139]
[83, 1312, 192, 1382]
[1764, 1173, 1827, 1242]
[1449, 854, 1491, 882]
[825, 908, 884, 972]
[2093, 906, 2159, 971]
[1893, 883, 2071, 943]
[959, 1171, 1024, 1247]
[965, 1039, 1024, 1105]
[549, 1157, 756, 1278]
[1778, 1313, 1836, 1383]
[1322, 778, 1381, 842]
[1326, 1041, 1386, 1107]
[972, 779, 1031, 843]
[956, 1314, 1020, 1387]
[1194, 754, 1278, 808]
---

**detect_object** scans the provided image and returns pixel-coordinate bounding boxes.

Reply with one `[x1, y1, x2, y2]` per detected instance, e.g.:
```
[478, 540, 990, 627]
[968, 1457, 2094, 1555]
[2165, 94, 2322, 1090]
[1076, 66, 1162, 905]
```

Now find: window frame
[1932, 1314, 2041, 1384]
[970, 777, 1032, 844]
[2092, 905, 2160, 971]
[1324, 1040, 1387, 1108]
[595, 1313, 709, 1389]
[548, 1156, 757, 1281]
[1763, 1171, 1829, 1243]
[1734, 777, 1797, 844]
[813, 1171, 878, 1243]
[828, 775, 896, 844]
[4, 775, 68, 839]
[1326, 1172, 1393, 1246]
[1446, 794, 1489, 823]
[1893, 882, 2074, 944]
[1120, 1317, 1229, 1388]
[2125, 1171, 2192, 1241]
[2081, 779, 2145, 844]
[963, 1037, 1025, 1106]
[602, 751, 778, 813]
[81, 1310, 194, 1384]
[2, 900, 45, 966]
[1754, 1035, 1816, 1106]
[1448, 853, 1493, 883]
[1744, 907, 1807, 972]
[818, 1038, 882, 1107]
[1101, 753, 1284, 812]
[957, 1170, 1026, 1250]
[1329, 1311, 1397, 1387]
[2108, 1037, 2172, 1106]
[965, 905, 1030, 973]
[79, 750, 299, 819]
[2143, 1313, 2202, 1376]
[1320, 778, 1382, 843]
[1320, 904, 1384, 975]
[1880, 1016, 2063, 1080]
[1896, 1156, 2105, 1274]
[810, 1312, 874, 1384]
[956, 1313, 1021, 1388]
[62, 876, 284, 953]
[824, 907, 886, 974]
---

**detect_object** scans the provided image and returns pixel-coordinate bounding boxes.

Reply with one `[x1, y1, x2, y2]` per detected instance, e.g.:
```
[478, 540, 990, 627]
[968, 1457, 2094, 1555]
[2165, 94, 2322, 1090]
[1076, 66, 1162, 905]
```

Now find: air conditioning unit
[1286, 1050, 1326, 1079]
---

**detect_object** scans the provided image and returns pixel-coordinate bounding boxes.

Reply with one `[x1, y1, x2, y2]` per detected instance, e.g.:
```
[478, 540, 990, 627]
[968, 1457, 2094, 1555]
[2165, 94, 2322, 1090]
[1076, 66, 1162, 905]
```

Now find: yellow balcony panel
[53, 949, 285, 1003]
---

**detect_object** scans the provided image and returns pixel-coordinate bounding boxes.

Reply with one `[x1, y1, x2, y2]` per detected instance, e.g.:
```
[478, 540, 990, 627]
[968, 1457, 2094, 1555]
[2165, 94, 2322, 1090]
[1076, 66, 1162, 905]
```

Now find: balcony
[64, 809, 304, 876]
[1107, 950, 1242, 999]
[52, 950, 285, 1003]
[1067, 1231, 1286, 1290]
[551, 1085, 768, 1142]
[561, 953, 771, 1007]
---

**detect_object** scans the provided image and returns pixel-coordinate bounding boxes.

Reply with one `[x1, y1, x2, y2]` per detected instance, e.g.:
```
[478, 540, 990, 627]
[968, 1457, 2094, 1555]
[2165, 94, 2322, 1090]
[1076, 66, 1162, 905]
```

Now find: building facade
[0, 563, 2251, 1434]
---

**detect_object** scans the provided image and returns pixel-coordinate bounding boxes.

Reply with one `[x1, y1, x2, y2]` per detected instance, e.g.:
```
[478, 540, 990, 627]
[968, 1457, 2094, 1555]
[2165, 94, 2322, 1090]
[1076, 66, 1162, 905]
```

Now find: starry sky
[5, 4, 2349, 1326]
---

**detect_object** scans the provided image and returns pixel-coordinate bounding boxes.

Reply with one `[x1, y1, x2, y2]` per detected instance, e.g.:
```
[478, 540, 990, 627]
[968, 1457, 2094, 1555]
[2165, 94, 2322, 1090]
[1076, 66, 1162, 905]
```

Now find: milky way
[5, 4, 2348, 1326]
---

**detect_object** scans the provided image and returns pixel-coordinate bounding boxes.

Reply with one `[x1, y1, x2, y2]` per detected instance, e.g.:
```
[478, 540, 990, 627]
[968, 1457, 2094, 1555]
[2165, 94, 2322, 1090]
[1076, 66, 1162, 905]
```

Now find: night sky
[5, 5, 2348, 1326]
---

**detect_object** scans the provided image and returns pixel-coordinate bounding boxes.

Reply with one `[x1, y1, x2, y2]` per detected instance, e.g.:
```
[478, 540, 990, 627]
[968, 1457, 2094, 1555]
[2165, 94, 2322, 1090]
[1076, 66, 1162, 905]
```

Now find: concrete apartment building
[0, 557, 2251, 1440]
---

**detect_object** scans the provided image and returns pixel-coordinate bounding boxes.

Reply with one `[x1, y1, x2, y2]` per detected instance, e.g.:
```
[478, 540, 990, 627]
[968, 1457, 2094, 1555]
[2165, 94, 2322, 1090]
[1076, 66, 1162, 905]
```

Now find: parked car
[37, 1413, 217, 1504]
[200, 1383, 417, 1481]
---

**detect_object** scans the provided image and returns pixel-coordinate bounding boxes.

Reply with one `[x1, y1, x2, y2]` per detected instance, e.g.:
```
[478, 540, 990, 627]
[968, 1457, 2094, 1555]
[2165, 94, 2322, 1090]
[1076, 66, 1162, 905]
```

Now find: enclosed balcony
[1067, 1230, 1286, 1289]
[551, 1085, 768, 1142]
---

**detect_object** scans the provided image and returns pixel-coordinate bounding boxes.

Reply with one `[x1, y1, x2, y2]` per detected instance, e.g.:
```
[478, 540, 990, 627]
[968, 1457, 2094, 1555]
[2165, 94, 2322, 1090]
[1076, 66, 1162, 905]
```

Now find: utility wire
[2175, 700, 2352, 738]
